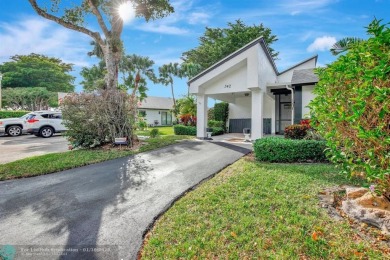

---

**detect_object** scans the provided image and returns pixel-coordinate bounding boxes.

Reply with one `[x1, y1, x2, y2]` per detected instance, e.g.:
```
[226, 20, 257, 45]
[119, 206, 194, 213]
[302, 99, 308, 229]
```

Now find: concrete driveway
[0, 134, 69, 164]
[0, 140, 251, 260]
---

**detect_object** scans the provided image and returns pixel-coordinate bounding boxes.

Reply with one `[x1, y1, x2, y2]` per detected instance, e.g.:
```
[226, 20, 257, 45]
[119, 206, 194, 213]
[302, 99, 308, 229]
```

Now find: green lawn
[141, 158, 388, 259]
[136, 126, 175, 136]
[0, 135, 192, 181]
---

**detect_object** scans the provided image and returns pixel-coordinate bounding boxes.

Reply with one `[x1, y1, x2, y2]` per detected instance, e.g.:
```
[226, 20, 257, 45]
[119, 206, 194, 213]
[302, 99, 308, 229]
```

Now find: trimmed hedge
[174, 125, 224, 136]
[254, 137, 327, 163]
[211, 127, 224, 136]
[0, 111, 30, 119]
[174, 125, 196, 136]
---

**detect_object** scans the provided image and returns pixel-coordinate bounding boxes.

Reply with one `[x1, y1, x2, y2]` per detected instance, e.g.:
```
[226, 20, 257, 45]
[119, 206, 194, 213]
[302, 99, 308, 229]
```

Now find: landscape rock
[341, 187, 390, 235]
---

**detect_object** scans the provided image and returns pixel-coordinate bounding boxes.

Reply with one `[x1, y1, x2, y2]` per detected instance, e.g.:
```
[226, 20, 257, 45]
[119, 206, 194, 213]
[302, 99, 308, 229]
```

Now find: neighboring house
[189, 37, 319, 140]
[137, 96, 174, 126]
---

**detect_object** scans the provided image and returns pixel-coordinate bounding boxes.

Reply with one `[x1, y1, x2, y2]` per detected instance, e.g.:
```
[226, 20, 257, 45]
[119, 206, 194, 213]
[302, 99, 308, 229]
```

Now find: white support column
[196, 94, 208, 139]
[251, 88, 264, 140]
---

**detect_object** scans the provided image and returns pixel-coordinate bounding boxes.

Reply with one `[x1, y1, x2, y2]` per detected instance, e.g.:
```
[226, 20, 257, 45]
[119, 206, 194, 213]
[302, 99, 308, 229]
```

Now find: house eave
[188, 37, 278, 85]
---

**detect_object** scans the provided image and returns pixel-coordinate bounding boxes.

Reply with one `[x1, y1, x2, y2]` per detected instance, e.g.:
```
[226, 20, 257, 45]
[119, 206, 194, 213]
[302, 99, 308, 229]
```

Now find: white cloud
[188, 12, 210, 25]
[307, 36, 336, 52]
[132, 0, 214, 35]
[136, 24, 189, 35]
[280, 0, 337, 15]
[0, 16, 92, 67]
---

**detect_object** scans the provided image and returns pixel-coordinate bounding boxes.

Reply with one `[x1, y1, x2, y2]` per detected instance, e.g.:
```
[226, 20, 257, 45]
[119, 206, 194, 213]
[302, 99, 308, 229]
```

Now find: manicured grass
[141, 158, 387, 259]
[136, 126, 175, 136]
[0, 135, 192, 181]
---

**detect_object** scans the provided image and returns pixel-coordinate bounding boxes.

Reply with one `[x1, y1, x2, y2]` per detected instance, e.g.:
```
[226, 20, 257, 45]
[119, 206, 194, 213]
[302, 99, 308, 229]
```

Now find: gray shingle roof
[138, 96, 174, 110]
[291, 69, 319, 85]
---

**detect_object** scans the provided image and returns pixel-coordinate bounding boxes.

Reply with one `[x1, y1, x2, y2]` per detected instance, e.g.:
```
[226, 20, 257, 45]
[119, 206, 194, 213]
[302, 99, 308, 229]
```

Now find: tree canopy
[28, 0, 173, 89]
[182, 20, 278, 71]
[0, 53, 75, 92]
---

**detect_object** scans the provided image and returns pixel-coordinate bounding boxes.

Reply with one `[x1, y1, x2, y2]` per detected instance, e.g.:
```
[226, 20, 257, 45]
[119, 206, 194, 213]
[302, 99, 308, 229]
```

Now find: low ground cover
[0, 135, 192, 181]
[136, 126, 175, 136]
[141, 158, 388, 259]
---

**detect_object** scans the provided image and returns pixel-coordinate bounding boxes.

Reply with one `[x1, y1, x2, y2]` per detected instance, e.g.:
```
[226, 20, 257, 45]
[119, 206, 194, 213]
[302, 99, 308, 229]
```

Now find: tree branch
[28, 0, 104, 46]
[87, 0, 110, 38]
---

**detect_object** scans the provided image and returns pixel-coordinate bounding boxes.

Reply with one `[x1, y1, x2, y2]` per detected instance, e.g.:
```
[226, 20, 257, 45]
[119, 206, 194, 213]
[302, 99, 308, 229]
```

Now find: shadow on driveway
[0, 140, 248, 259]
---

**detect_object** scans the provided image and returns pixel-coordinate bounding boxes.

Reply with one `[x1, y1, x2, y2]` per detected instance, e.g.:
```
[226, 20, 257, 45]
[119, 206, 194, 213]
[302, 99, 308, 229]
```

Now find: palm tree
[330, 37, 364, 55]
[159, 63, 180, 112]
[120, 54, 157, 100]
[179, 62, 202, 96]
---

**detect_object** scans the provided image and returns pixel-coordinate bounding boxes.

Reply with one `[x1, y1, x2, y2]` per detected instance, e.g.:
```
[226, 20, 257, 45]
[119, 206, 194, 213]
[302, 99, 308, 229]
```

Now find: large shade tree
[28, 0, 173, 89]
[0, 53, 74, 92]
[182, 19, 278, 71]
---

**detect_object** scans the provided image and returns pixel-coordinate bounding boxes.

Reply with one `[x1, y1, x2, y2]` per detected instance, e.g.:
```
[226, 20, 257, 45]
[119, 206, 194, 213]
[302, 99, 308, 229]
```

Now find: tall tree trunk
[103, 39, 121, 89]
[171, 83, 176, 113]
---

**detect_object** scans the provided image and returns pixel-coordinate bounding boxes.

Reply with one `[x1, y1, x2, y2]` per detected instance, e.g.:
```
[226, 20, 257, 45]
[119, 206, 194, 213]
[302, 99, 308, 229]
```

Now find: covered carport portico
[189, 37, 279, 141]
[189, 37, 318, 141]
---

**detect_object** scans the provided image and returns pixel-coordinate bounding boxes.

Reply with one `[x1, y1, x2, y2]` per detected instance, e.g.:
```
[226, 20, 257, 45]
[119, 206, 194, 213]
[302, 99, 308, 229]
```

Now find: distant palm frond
[330, 37, 364, 55]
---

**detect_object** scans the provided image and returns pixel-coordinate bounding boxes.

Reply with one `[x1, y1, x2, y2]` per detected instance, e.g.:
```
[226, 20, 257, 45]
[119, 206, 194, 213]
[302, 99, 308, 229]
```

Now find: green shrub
[254, 137, 327, 163]
[208, 108, 215, 120]
[208, 120, 224, 128]
[138, 118, 147, 130]
[0, 111, 30, 119]
[284, 124, 310, 139]
[309, 19, 390, 197]
[304, 129, 324, 141]
[150, 128, 159, 138]
[174, 125, 196, 136]
[214, 102, 229, 129]
[211, 127, 224, 136]
[62, 90, 133, 148]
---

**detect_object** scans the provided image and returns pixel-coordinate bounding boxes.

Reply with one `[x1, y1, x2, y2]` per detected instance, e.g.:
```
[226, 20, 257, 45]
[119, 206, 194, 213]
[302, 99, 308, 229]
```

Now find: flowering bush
[179, 114, 197, 126]
[284, 124, 310, 139]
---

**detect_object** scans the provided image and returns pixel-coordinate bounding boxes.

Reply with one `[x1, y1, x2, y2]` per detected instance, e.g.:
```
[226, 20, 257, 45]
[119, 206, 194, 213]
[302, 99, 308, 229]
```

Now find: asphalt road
[0, 140, 251, 260]
[0, 134, 69, 164]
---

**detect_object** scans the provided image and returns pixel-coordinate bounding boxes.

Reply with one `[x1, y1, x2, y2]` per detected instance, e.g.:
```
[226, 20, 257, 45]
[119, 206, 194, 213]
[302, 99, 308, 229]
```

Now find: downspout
[286, 85, 294, 125]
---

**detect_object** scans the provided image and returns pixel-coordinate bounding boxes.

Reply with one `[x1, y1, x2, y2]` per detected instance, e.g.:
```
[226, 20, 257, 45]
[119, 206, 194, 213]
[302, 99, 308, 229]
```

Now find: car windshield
[19, 113, 31, 119]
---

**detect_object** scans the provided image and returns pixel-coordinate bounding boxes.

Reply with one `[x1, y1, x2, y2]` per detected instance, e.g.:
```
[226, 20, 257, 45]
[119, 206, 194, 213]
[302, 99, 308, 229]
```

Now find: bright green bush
[284, 124, 310, 139]
[208, 120, 224, 128]
[254, 137, 327, 163]
[211, 127, 224, 136]
[150, 128, 159, 138]
[309, 19, 390, 197]
[0, 111, 30, 119]
[214, 102, 229, 129]
[174, 125, 196, 136]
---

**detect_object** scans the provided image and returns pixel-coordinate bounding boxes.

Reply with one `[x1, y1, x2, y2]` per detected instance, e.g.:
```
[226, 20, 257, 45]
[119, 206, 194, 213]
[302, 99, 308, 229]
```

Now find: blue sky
[0, 0, 389, 99]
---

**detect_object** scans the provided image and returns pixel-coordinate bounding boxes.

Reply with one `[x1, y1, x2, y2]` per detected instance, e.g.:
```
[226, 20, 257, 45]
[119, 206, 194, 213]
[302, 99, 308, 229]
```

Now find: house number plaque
[224, 84, 231, 88]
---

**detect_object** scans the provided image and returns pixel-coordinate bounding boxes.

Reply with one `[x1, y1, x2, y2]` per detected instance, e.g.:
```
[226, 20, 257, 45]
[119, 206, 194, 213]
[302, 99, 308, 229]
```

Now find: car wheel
[7, 126, 22, 137]
[39, 127, 54, 138]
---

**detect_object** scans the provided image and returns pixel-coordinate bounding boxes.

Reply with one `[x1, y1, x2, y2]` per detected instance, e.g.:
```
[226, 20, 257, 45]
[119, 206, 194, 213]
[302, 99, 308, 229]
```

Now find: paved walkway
[0, 140, 251, 259]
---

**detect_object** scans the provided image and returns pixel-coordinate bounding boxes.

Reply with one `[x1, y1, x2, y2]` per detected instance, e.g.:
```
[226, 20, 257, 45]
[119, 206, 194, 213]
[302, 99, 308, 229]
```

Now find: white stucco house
[138, 96, 174, 126]
[188, 37, 319, 140]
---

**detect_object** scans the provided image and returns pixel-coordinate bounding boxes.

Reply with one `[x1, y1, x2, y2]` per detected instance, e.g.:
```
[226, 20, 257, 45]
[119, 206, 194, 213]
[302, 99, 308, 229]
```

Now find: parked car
[0, 113, 32, 137]
[25, 111, 67, 138]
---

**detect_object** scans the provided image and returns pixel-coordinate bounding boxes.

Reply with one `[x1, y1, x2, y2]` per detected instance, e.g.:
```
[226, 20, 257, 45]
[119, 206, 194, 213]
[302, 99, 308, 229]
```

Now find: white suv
[0, 113, 32, 137]
[25, 111, 67, 138]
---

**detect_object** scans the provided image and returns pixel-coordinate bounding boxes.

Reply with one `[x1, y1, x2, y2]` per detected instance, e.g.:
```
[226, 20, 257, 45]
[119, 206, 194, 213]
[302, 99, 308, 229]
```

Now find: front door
[275, 93, 292, 134]
[161, 111, 172, 125]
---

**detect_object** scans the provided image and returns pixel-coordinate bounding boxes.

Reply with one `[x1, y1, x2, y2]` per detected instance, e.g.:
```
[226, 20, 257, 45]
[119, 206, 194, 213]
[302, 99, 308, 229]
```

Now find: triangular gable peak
[189, 37, 278, 96]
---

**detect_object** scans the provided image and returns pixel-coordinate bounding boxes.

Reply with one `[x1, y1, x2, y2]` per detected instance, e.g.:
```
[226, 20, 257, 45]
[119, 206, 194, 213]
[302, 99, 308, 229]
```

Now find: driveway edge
[136, 148, 252, 259]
